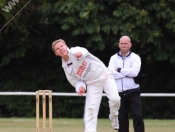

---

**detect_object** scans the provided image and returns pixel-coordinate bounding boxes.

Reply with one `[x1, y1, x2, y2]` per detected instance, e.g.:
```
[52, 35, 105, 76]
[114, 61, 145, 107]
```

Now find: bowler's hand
[75, 52, 82, 58]
[78, 86, 85, 96]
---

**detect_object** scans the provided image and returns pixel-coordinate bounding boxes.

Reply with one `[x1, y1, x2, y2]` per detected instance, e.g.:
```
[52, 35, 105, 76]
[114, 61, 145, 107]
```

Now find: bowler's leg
[84, 84, 103, 132]
[103, 75, 121, 129]
[104, 75, 120, 117]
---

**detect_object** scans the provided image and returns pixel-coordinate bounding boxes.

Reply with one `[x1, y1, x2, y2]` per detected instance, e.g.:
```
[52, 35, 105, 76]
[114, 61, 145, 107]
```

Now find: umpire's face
[119, 36, 132, 55]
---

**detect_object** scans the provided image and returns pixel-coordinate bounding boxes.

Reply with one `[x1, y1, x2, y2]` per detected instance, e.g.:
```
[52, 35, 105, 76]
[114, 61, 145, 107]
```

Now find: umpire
[108, 35, 145, 132]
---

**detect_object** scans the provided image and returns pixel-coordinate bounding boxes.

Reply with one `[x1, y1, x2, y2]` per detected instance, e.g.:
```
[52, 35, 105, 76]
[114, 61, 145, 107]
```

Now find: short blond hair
[52, 39, 66, 52]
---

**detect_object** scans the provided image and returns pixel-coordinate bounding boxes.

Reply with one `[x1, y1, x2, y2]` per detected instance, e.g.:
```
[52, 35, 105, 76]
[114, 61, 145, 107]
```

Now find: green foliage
[0, 0, 175, 118]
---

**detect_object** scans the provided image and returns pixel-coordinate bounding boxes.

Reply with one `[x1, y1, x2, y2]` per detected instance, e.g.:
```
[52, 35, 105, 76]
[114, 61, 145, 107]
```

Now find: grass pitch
[0, 118, 174, 132]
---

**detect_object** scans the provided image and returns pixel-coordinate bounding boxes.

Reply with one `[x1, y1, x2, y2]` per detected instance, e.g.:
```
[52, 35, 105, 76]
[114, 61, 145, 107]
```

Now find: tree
[0, 0, 175, 118]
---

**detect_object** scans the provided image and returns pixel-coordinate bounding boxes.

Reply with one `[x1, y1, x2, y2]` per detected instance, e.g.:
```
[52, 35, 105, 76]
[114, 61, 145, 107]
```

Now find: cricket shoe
[109, 114, 119, 130]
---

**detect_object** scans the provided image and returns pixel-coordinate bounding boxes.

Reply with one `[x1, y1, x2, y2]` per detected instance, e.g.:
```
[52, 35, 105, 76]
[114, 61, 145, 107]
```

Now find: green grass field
[0, 118, 174, 132]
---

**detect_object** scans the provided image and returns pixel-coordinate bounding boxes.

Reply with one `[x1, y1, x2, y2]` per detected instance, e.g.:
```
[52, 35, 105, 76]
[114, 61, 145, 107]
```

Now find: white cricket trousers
[83, 74, 120, 132]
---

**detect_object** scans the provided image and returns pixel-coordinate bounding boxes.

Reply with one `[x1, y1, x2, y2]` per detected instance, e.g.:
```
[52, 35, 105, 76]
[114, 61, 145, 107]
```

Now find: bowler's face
[53, 42, 68, 57]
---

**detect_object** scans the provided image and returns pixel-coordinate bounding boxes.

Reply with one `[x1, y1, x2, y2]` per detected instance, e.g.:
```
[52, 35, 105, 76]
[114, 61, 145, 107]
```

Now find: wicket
[36, 90, 52, 132]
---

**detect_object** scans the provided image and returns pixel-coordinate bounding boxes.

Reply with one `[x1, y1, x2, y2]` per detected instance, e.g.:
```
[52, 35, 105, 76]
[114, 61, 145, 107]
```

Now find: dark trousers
[118, 88, 145, 132]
